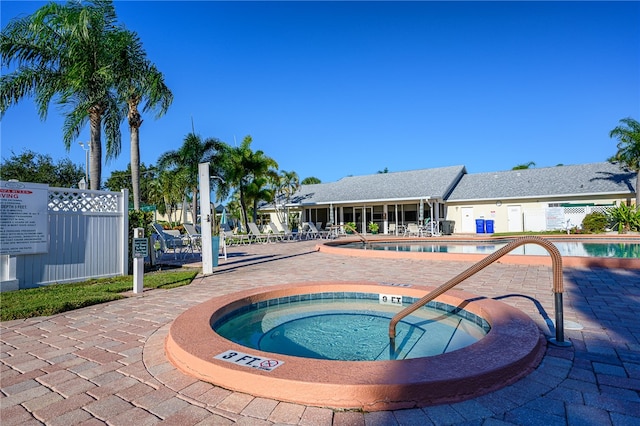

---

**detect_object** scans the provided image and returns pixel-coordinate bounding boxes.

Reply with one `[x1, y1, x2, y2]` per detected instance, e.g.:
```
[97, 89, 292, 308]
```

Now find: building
[262, 162, 637, 235]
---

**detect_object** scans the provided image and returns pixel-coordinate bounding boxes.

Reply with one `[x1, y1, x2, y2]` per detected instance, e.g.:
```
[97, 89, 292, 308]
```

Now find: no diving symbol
[260, 359, 279, 369]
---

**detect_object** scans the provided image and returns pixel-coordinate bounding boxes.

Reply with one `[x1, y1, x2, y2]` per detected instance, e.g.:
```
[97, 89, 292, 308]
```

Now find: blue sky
[2, 1, 639, 186]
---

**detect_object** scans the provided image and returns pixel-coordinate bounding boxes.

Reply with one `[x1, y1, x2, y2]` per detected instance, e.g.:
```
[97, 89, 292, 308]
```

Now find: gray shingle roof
[289, 165, 467, 205]
[446, 162, 637, 201]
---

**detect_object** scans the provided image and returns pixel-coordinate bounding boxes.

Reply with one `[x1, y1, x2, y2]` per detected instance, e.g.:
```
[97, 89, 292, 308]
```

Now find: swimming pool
[318, 236, 640, 269]
[166, 282, 545, 410]
[213, 294, 489, 361]
[340, 240, 640, 258]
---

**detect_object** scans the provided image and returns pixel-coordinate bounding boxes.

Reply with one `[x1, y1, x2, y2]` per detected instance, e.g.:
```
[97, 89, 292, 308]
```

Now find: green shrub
[581, 212, 608, 233]
[607, 204, 640, 233]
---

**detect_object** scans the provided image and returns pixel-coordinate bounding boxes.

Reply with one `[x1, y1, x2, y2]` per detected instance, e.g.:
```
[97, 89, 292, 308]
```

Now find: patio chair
[247, 222, 270, 243]
[425, 219, 441, 237]
[389, 223, 396, 235]
[183, 223, 202, 254]
[404, 223, 421, 237]
[152, 223, 186, 259]
[279, 223, 297, 241]
[267, 222, 286, 242]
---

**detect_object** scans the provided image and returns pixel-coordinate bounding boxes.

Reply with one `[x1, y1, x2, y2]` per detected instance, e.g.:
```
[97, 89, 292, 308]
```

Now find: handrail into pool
[389, 236, 571, 350]
[343, 223, 369, 244]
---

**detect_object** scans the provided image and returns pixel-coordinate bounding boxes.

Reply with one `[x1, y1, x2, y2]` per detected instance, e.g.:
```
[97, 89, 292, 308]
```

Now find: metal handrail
[344, 223, 368, 244]
[389, 236, 570, 349]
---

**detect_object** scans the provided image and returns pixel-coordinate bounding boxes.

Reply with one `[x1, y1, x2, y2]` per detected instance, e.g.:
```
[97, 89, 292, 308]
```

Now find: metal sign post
[132, 227, 147, 293]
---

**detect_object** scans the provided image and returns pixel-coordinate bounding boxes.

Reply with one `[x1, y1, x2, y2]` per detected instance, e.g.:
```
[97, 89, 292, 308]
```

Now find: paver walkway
[1, 239, 639, 425]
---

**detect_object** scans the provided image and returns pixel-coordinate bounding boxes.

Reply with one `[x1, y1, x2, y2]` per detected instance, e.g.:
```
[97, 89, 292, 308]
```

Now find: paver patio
[1, 239, 639, 425]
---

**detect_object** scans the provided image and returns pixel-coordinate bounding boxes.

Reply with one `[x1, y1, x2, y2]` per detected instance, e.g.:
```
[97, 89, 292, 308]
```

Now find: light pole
[79, 142, 90, 188]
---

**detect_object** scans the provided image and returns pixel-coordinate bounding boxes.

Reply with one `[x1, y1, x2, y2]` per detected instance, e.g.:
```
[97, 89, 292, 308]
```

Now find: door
[508, 205, 523, 232]
[461, 207, 475, 233]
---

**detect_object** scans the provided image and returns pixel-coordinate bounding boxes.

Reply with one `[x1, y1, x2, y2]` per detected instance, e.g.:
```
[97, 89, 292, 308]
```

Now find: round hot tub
[165, 281, 545, 411]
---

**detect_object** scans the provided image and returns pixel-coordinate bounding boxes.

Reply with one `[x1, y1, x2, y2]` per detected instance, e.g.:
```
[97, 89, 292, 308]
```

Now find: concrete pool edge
[316, 235, 640, 269]
[165, 281, 546, 411]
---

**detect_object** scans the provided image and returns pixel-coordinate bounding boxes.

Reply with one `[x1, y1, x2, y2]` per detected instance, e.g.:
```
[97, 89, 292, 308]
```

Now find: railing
[344, 223, 369, 244]
[389, 236, 571, 351]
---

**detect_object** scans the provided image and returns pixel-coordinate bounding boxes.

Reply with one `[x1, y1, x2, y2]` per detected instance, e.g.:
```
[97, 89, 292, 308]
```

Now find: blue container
[475, 219, 485, 233]
[485, 219, 495, 233]
[211, 236, 220, 267]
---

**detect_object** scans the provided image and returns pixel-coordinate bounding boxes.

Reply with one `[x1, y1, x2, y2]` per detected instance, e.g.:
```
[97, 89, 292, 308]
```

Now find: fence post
[121, 189, 129, 276]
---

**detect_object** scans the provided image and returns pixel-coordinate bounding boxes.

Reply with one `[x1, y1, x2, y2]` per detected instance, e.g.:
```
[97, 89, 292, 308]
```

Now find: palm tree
[512, 161, 536, 170]
[609, 117, 640, 206]
[1, 0, 126, 190]
[272, 170, 300, 226]
[157, 133, 225, 224]
[111, 29, 172, 210]
[219, 136, 278, 232]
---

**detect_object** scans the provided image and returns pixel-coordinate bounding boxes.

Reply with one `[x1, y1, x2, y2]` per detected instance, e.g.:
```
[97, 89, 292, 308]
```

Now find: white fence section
[1, 187, 128, 291]
[563, 205, 610, 230]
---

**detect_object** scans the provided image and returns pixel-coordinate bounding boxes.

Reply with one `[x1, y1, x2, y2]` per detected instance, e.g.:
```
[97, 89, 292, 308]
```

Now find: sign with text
[379, 294, 403, 306]
[214, 350, 283, 371]
[133, 238, 148, 258]
[0, 181, 49, 255]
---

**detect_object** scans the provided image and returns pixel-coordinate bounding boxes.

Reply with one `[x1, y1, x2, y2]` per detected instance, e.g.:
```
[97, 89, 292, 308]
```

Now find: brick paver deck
[2, 239, 639, 425]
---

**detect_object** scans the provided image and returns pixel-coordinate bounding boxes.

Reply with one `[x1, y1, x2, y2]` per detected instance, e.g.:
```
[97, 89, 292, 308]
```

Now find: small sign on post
[132, 228, 146, 293]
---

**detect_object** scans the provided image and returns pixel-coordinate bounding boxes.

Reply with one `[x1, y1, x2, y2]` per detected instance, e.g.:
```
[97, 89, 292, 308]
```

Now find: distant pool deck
[1, 238, 640, 424]
[318, 234, 640, 269]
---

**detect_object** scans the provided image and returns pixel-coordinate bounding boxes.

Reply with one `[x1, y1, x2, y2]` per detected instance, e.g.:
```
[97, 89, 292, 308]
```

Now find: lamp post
[79, 142, 90, 188]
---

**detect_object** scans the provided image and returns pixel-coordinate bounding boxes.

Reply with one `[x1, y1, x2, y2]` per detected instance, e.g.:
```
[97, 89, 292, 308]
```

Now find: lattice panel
[48, 190, 119, 213]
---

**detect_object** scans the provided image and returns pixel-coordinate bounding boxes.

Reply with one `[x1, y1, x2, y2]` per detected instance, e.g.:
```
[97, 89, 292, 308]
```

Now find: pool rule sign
[0, 181, 49, 255]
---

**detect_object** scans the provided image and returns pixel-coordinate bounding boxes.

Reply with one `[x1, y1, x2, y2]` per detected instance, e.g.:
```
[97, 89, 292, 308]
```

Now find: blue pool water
[341, 240, 640, 258]
[213, 293, 489, 361]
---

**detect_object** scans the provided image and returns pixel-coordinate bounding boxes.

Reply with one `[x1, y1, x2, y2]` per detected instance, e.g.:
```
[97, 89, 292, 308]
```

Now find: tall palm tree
[111, 29, 172, 210]
[272, 170, 300, 226]
[219, 136, 278, 232]
[0, 0, 126, 190]
[157, 133, 225, 224]
[609, 117, 640, 206]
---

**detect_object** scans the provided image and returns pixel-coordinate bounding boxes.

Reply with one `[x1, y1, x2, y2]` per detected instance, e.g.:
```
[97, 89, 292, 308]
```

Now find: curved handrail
[389, 236, 569, 348]
[344, 223, 369, 244]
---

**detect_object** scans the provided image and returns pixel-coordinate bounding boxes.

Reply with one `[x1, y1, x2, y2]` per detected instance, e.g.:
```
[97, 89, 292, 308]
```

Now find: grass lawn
[0, 269, 198, 321]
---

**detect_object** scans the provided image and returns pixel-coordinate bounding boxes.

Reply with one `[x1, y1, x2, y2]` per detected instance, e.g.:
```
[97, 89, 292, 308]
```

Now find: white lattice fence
[564, 206, 610, 229]
[3, 187, 128, 290]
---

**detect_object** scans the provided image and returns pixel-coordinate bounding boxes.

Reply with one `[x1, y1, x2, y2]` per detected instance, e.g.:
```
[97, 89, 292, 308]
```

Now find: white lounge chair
[267, 222, 286, 242]
[182, 223, 202, 255]
[404, 223, 421, 237]
[152, 223, 186, 259]
[247, 222, 270, 243]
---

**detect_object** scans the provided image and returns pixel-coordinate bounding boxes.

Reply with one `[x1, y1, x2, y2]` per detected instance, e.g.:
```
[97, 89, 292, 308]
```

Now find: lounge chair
[182, 223, 202, 254]
[247, 222, 270, 243]
[267, 222, 286, 242]
[404, 223, 421, 237]
[152, 223, 186, 259]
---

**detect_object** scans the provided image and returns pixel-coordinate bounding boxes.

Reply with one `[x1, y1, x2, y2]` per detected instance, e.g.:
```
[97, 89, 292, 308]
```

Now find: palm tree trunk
[129, 103, 142, 211]
[89, 112, 102, 190]
[636, 171, 639, 207]
[130, 126, 141, 211]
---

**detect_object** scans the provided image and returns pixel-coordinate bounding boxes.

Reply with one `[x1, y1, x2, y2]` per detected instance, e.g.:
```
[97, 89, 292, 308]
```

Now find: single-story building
[261, 162, 637, 235]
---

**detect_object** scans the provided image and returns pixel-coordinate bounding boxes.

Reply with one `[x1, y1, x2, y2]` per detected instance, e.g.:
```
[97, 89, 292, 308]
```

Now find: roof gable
[290, 165, 466, 205]
[446, 162, 636, 201]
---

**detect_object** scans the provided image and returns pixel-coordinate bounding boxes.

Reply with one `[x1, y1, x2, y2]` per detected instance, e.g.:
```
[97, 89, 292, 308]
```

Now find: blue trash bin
[485, 219, 495, 234]
[211, 236, 220, 267]
[475, 219, 485, 233]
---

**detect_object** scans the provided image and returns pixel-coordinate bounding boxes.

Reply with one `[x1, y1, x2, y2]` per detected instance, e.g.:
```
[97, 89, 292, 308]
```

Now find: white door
[508, 205, 523, 232]
[461, 207, 475, 233]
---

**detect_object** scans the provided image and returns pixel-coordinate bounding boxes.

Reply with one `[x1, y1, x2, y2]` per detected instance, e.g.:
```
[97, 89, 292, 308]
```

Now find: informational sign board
[133, 238, 149, 258]
[0, 181, 49, 255]
[545, 207, 566, 230]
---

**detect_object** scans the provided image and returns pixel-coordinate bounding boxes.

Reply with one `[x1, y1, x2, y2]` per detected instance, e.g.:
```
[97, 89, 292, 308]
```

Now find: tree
[608, 117, 640, 207]
[157, 133, 225, 224]
[1, 0, 127, 190]
[271, 170, 300, 226]
[111, 29, 172, 210]
[512, 161, 536, 170]
[0, 149, 84, 187]
[104, 163, 158, 207]
[301, 177, 321, 185]
[218, 136, 278, 232]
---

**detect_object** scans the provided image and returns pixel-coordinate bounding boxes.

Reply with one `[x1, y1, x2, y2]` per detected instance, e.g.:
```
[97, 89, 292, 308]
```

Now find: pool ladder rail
[389, 236, 572, 351]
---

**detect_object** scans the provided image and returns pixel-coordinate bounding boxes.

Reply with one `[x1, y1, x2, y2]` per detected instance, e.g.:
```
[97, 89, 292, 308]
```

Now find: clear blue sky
[2, 1, 639, 186]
